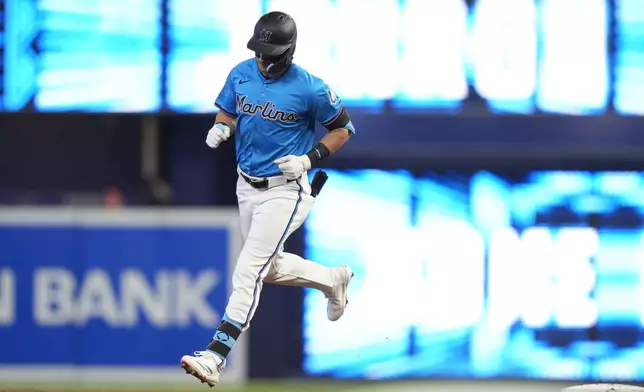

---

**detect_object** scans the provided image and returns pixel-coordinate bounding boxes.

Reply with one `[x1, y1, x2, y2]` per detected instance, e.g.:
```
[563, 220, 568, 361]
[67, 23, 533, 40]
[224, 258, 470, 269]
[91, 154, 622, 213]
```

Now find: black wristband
[306, 143, 331, 166]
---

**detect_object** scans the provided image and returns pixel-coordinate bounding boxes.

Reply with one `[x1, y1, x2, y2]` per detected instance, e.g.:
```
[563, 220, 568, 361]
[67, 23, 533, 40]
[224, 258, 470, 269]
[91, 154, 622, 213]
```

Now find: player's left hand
[274, 155, 312, 180]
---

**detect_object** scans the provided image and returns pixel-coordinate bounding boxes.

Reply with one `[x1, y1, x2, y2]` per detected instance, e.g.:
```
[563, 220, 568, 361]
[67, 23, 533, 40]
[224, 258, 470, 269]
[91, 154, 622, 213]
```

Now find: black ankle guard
[206, 321, 242, 358]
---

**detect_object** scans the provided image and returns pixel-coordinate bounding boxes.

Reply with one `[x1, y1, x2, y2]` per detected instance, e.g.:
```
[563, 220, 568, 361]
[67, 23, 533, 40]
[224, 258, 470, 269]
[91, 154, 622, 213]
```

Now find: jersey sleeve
[214, 69, 237, 117]
[309, 79, 355, 134]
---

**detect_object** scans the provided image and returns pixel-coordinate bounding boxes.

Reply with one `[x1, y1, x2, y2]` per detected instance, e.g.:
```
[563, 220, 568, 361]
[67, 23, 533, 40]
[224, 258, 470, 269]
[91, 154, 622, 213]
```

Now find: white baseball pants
[224, 171, 335, 331]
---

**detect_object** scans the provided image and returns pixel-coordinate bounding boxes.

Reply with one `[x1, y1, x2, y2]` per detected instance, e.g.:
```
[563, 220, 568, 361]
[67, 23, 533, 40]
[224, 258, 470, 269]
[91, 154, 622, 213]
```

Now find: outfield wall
[0, 207, 246, 385]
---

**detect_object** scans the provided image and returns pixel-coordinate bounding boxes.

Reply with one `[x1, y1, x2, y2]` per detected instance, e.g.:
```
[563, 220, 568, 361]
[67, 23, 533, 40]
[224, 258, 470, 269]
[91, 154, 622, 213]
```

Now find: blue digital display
[0, 0, 5, 111]
[1, 0, 644, 114]
[536, 0, 610, 114]
[304, 169, 644, 381]
[2, 0, 161, 112]
[614, 0, 644, 115]
[166, 0, 617, 115]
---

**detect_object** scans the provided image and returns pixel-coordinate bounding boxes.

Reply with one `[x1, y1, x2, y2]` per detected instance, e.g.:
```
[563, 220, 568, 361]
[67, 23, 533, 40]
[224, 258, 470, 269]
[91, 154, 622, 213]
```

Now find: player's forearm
[318, 128, 351, 154]
[305, 128, 351, 168]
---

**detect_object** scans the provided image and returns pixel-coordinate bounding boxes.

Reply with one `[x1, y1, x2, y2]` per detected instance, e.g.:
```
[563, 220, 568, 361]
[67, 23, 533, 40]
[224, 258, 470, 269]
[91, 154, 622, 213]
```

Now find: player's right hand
[206, 123, 231, 148]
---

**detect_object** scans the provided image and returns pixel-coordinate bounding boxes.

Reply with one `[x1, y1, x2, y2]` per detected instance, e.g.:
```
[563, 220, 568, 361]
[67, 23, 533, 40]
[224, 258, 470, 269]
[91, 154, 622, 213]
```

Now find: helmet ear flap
[282, 43, 295, 70]
[289, 43, 296, 60]
[284, 31, 296, 67]
[291, 30, 297, 57]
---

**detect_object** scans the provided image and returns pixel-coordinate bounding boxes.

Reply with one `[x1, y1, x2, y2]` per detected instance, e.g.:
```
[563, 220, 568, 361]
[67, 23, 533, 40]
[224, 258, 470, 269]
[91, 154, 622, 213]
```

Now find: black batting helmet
[247, 11, 297, 75]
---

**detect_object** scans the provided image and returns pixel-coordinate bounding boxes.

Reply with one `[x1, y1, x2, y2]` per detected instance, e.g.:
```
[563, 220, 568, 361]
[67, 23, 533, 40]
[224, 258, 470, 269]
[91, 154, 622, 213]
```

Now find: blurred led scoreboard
[0, 0, 162, 112]
[303, 169, 644, 380]
[1, 0, 644, 114]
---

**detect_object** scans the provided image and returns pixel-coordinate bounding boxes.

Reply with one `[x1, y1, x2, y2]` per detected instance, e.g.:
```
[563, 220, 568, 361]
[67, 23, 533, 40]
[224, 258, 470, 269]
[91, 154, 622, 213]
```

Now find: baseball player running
[180, 11, 356, 387]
